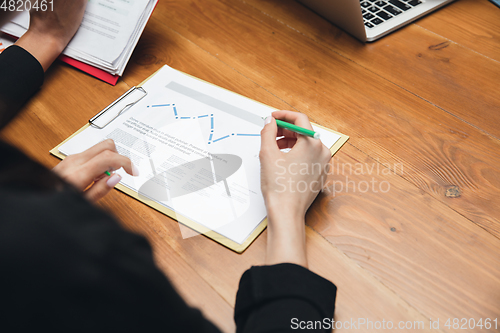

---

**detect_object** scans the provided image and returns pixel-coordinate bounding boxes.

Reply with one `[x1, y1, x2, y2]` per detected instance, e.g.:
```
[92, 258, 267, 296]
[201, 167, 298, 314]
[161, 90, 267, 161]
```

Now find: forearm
[260, 111, 331, 269]
[14, 0, 87, 72]
[15, 30, 66, 72]
[0, 45, 44, 130]
[265, 202, 308, 268]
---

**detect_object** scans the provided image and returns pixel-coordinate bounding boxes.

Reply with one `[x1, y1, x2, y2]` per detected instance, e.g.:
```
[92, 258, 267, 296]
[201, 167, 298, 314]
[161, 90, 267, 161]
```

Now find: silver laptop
[296, 0, 456, 42]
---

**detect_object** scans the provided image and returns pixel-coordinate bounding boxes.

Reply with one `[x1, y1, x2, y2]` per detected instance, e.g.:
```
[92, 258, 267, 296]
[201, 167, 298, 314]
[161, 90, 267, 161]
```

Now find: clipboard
[51, 67, 349, 253]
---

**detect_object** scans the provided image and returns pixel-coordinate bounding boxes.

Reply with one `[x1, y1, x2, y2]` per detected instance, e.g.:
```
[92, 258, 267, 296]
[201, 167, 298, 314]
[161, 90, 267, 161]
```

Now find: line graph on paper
[146, 103, 261, 145]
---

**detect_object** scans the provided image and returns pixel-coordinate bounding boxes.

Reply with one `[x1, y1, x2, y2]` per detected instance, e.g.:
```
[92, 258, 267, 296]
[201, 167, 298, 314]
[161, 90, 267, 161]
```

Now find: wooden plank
[132, 0, 500, 238]
[2, 1, 498, 331]
[236, 0, 500, 139]
[310, 144, 500, 328]
[416, 0, 500, 62]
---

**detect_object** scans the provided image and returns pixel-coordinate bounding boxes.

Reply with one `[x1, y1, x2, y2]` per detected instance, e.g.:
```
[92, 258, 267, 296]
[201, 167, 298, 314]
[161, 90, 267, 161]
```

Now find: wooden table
[2, 0, 499, 331]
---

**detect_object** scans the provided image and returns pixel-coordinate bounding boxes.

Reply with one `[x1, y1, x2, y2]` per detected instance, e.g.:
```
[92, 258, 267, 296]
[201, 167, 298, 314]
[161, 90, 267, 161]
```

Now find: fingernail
[132, 163, 140, 177]
[264, 116, 272, 126]
[107, 174, 121, 187]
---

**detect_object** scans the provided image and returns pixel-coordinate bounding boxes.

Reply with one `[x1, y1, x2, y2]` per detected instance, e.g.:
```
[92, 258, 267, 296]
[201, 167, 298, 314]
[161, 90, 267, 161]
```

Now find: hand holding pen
[52, 139, 139, 202]
[259, 110, 332, 268]
[264, 116, 321, 139]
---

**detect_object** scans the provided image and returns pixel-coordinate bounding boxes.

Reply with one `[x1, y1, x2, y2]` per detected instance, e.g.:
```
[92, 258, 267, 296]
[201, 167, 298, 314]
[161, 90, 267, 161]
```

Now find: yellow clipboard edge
[312, 122, 350, 155]
[50, 65, 348, 253]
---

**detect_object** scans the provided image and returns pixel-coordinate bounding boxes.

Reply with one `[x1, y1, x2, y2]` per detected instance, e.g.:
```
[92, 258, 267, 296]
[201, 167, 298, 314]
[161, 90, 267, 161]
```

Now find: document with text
[1, 0, 157, 76]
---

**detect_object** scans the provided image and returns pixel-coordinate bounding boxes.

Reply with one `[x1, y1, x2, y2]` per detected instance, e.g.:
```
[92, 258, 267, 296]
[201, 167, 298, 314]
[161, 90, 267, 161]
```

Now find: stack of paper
[1, 0, 157, 82]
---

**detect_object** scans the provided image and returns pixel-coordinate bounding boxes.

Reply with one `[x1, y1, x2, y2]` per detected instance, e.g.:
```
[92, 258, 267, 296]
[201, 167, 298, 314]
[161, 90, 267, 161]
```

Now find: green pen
[104, 171, 111, 176]
[263, 117, 320, 139]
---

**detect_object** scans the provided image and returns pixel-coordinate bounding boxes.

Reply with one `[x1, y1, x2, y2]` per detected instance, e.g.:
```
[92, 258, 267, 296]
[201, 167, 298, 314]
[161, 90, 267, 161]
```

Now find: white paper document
[59, 65, 342, 245]
[1, 0, 157, 76]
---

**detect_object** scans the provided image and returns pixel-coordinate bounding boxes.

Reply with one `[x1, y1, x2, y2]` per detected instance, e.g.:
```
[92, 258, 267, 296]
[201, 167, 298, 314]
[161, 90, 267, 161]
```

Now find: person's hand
[53, 139, 139, 202]
[28, 0, 87, 49]
[15, 0, 87, 71]
[260, 111, 332, 217]
[260, 110, 332, 267]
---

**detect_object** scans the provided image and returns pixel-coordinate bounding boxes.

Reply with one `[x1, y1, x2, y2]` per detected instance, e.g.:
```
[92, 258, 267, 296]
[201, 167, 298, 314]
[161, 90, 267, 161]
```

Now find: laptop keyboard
[361, 0, 423, 28]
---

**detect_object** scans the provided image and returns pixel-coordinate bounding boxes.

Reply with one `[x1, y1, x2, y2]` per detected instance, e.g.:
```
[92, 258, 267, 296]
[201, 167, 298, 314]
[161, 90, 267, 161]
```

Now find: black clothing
[0, 45, 336, 332]
[0, 45, 44, 131]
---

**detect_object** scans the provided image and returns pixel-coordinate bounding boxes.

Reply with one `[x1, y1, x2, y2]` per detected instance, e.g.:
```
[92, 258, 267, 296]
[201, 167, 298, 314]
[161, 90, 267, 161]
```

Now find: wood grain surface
[1, 0, 499, 332]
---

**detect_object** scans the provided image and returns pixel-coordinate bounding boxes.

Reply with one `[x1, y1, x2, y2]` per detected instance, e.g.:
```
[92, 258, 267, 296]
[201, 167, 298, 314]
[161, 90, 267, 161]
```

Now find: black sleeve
[0, 178, 221, 333]
[0, 45, 44, 130]
[235, 264, 337, 332]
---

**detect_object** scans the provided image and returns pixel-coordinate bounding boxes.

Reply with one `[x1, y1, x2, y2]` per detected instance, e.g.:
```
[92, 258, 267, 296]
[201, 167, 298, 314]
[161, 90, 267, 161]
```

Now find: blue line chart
[147, 103, 260, 144]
